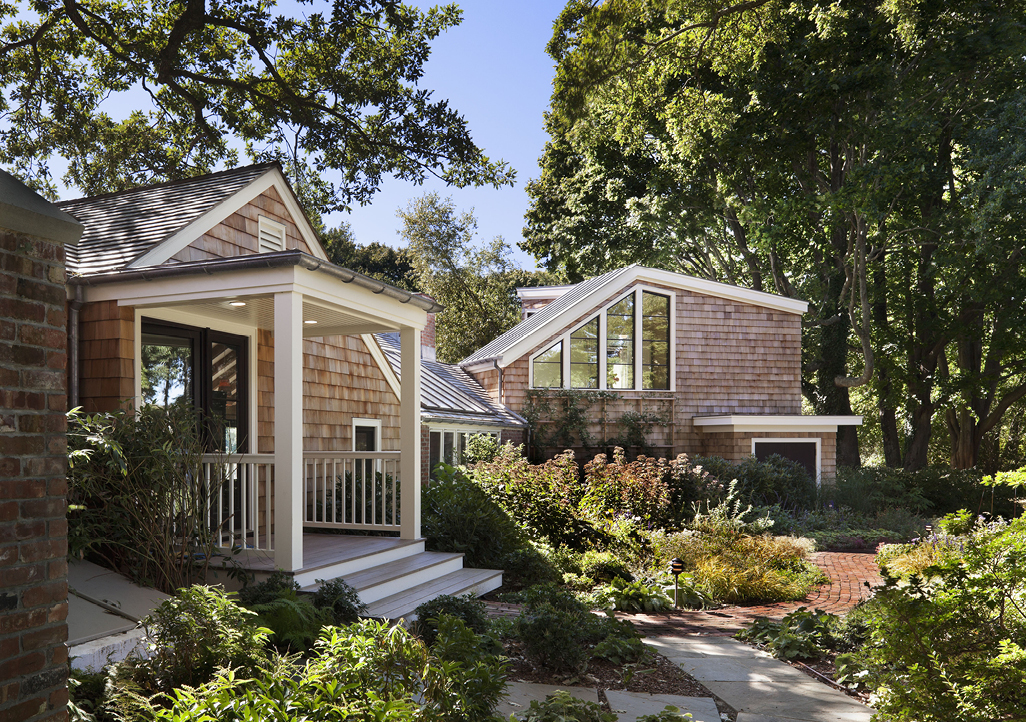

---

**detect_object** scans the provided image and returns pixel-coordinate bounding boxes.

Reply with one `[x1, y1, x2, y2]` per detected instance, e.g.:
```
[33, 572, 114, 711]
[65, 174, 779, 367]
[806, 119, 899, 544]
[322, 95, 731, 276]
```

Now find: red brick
[17, 414, 65, 435]
[45, 351, 67, 370]
[46, 437, 66, 455]
[46, 522, 66, 542]
[12, 345, 46, 366]
[44, 480, 65, 498]
[0, 695, 47, 722]
[48, 685, 69, 708]
[0, 608, 46, 635]
[0, 459, 19, 478]
[50, 644, 67, 666]
[14, 520, 45, 540]
[0, 652, 45, 680]
[19, 369, 64, 392]
[0, 390, 45, 410]
[21, 582, 66, 608]
[22, 625, 67, 651]
[18, 325, 65, 350]
[0, 545, 18, 567]
[0, 436, 45, 455]
[0, 480, 44, 500]
[0, 368, 19, 386]
[0, 526, 15, 545]
[16, 278, 66, 307]
[0, 298, 44, 324]
[0, 320, 14, 341]
[46, 603, 66, 624]
[0, 682, 19, 705]
[46, 395, 66, 412]
[19, 499, 64, 519]
[21, 458, 64, 478]
[0, 638, 19, 660]
[45, 308, 66, 328]
[0, 564, 45, 587]
[0, 503, 17, 522]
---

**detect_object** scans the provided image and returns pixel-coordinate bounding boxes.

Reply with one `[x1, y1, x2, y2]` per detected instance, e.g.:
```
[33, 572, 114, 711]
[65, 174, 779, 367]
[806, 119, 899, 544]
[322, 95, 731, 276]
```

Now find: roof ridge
[56, 162, 278, 207]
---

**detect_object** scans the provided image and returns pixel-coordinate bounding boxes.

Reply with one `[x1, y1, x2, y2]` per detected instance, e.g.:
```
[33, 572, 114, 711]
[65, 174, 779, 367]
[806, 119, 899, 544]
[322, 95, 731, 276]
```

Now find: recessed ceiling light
[229, 301, 247, 307]
[304, 320, 317, 324]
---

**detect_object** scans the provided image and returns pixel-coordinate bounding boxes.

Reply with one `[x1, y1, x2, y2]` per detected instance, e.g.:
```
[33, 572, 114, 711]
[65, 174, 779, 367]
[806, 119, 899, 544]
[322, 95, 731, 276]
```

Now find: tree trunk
[818, 262, 861, 468]
[948, 408, 978, 469]
[904, 402, 934, 470]
[880, 406, 902, 467]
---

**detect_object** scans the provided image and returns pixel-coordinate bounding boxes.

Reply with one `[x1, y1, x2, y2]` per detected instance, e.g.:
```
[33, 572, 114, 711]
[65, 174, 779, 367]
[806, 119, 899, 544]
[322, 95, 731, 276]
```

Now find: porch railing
[303, 451, 402, 532]
[200, 453, 275, 552]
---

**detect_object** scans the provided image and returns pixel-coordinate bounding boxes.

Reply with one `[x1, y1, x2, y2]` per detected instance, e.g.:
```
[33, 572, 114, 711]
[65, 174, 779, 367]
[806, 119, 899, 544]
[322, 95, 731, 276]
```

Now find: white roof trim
[693, 415, 863, 433]
[362, 333, 402, 402]
[498, 266, 807, 367]
[128, 167, 327, 268]
[516, 285, 575, 300]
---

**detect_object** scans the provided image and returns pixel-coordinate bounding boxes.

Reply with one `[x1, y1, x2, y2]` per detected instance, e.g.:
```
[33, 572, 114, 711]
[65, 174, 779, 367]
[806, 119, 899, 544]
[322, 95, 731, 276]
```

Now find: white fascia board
[497, 266, 806, 368]
[516, 285, 575, 300]
[634, 267, 809, 315]
[362, 333, 402, 401]
[293, 267, 427, 329]
[693, 415, 864, 433]
[128, 167, 327, 268]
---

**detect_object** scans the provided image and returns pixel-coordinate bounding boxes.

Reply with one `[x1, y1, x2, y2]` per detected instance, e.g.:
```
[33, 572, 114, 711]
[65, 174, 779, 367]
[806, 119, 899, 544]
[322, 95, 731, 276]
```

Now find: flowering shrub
[581, 449, 673, 525]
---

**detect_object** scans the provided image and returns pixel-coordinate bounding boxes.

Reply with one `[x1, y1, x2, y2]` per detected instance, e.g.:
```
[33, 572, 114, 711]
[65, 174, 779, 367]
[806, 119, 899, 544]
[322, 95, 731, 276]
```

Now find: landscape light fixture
[670, 558, 684, 608]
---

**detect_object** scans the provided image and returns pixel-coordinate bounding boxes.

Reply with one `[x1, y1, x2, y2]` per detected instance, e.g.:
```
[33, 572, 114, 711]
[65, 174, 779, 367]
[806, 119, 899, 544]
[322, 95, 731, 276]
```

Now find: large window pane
[532, 341, 563, 388]
[642, 292, 671, 389]
[606, 295, 634, 389]
[570, 318, 599, 388]
[141, 332, 194, 407]
[210, 341, 241, 452]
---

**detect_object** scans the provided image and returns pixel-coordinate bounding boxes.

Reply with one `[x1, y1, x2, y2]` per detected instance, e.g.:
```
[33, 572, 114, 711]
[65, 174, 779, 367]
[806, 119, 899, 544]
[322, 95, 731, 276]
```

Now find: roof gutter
[67, 249, 444, 313]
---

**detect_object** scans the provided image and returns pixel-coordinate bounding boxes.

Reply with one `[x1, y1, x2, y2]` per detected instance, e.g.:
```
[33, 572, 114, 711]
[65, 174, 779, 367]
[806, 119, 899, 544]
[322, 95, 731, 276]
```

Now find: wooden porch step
[361, 567, 504, 621]
[300, 550, 466, 604]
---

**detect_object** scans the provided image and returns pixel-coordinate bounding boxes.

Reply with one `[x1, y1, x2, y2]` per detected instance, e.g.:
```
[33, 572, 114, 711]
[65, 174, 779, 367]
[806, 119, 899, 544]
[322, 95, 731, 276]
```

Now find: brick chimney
[422, 312, 436, 362]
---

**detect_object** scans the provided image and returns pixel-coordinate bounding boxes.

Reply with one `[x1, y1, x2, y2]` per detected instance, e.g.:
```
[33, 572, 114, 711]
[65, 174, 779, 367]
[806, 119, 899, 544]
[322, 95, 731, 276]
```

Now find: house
[59, 163, 502, 618]
[461, 266, 862, 481]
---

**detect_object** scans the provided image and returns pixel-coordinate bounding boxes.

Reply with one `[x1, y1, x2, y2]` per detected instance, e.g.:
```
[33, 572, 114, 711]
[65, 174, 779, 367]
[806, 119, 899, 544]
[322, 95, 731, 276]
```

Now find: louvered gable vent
[258, 216, 286, 252]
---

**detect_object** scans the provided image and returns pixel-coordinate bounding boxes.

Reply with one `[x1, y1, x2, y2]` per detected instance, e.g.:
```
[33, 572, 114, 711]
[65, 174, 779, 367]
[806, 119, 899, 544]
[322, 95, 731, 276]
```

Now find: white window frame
[528, 285, 675, 392]
[752, 437, 822, 485]
[428, 426, 499, 468]
[258, 215, 287, 253]
[352, 417, 382, 452]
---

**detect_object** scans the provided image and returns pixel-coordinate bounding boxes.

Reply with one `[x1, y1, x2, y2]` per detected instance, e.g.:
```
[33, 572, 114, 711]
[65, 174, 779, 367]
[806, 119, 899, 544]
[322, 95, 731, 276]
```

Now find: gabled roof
[375, 333, 525, 428]
[0, 168, 83, 245]
[58, 163, 325, 275]
[460, 265, 809, 368]
[462, 266, 634, 366]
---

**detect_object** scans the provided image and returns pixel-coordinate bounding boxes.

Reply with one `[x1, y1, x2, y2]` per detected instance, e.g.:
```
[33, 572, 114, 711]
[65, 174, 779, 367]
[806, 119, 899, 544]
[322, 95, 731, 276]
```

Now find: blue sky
[336, 1, 560, 269]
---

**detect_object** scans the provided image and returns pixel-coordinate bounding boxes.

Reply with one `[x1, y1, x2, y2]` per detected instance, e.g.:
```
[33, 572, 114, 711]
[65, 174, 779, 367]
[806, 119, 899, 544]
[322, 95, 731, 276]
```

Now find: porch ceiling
[143, 294, 400, 336]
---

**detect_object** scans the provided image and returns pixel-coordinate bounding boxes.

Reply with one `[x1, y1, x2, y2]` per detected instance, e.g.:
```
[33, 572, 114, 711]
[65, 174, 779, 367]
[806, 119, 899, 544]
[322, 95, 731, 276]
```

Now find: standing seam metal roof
[58, 164, 276, 275]
[460, 266, 635, 366]
[376, 333, 525, 427]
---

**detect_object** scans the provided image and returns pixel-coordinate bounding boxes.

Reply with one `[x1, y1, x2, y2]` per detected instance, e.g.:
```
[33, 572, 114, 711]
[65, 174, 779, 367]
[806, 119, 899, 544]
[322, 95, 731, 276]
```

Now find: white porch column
[274, 291, 304, 571]
[399, 325, 422, 539]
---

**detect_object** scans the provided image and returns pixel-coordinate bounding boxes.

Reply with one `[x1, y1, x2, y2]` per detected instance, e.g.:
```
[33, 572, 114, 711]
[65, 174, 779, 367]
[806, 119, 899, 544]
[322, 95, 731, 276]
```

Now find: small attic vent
[258, 216, 286, 252]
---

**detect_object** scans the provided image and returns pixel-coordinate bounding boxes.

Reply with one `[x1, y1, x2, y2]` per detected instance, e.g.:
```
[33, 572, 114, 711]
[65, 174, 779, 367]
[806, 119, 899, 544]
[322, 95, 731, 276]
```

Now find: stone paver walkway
[497, 682, 721, 721]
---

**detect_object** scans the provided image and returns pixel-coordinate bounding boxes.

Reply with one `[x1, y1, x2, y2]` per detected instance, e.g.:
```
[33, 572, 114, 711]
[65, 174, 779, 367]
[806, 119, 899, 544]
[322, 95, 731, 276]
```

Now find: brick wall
[0, 227, 70, 722]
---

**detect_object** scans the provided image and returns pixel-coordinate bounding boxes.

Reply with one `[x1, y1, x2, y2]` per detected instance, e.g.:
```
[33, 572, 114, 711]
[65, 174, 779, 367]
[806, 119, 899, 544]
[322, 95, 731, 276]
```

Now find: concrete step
[362, 567, 503, 621]
[301, 550, 466, 604]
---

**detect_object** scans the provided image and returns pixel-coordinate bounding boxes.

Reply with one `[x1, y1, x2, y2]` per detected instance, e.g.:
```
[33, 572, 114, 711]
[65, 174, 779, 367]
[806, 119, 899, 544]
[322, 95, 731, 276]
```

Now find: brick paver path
[624, 552, 883, 637]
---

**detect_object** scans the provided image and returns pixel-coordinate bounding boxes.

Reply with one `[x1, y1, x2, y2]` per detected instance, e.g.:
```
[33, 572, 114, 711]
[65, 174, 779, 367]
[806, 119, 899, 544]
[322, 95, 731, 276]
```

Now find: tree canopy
[0, 0, 513, 212]
[526, 0, 1026, 470]
[398, 192, 552, 363]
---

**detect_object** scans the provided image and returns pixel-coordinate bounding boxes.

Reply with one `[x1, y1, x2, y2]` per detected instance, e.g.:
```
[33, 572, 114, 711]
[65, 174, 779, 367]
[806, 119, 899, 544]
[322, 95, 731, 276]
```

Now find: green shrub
[463, 434, 503, 465]
[829, 465, 1013, 517]
[937, 508, 976, 536]
[413, 593, 490, 647]
[847, 517, 1026, 721]
[150, 618, 507, 722]
[311, 577, 365, 625]
[695, 454, 816, 511]
[67, 406, 238, 593]
[596, 577, 673, 613]
[516, 690, 616, 722]
[472, 447, 600, 548]
[875, 536, 964, 580]
[736, 607, 839, 660]
[581, 449, 674, 527]
[236, 570, 327, 652]
[579, 550, 632, 583]
[423, 463, 555, 588]
[102, 586, 269, 718]
[652, 529, 825, 604]
[756, 503, 923, 550]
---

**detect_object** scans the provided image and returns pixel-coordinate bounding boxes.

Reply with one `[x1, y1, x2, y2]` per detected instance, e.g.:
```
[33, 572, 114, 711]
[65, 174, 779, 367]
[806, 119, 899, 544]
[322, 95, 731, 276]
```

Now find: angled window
[641, 292, 671, 389]
[258, 215, 286, 253]
[570, 317, 599, 389]
[532, 341, 563, 388]
[606, 295, 634, 389]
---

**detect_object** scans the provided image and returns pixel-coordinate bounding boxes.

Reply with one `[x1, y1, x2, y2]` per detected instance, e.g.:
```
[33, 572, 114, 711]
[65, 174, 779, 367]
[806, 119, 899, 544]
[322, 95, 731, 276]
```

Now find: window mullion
[633, 289, 642, 390]
[599, 310, 607, 390]
[562, 333, 570, 388]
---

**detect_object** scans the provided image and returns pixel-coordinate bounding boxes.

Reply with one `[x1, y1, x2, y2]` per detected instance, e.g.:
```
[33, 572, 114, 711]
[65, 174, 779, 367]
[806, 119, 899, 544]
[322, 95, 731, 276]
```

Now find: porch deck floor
[235, 533, 420, 575]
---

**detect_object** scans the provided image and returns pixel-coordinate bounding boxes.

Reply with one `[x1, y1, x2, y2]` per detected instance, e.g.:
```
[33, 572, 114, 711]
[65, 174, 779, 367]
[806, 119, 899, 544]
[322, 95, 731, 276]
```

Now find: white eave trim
[693, 415, 863, 433]
[516, 285, 575, 301]
[362, 333, 402, 401]
[128, 167, 327, 268]
[496, 265, 807, 368]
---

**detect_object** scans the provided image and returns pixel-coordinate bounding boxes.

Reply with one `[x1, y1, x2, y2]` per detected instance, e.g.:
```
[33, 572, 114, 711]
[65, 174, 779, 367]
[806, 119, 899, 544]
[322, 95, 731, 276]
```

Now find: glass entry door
[141, 319, 249, 453]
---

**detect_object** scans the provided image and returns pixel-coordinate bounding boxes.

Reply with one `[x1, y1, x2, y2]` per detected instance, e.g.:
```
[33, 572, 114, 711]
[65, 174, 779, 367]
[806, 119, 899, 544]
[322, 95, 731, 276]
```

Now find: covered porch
[71, 251, 431, 578]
